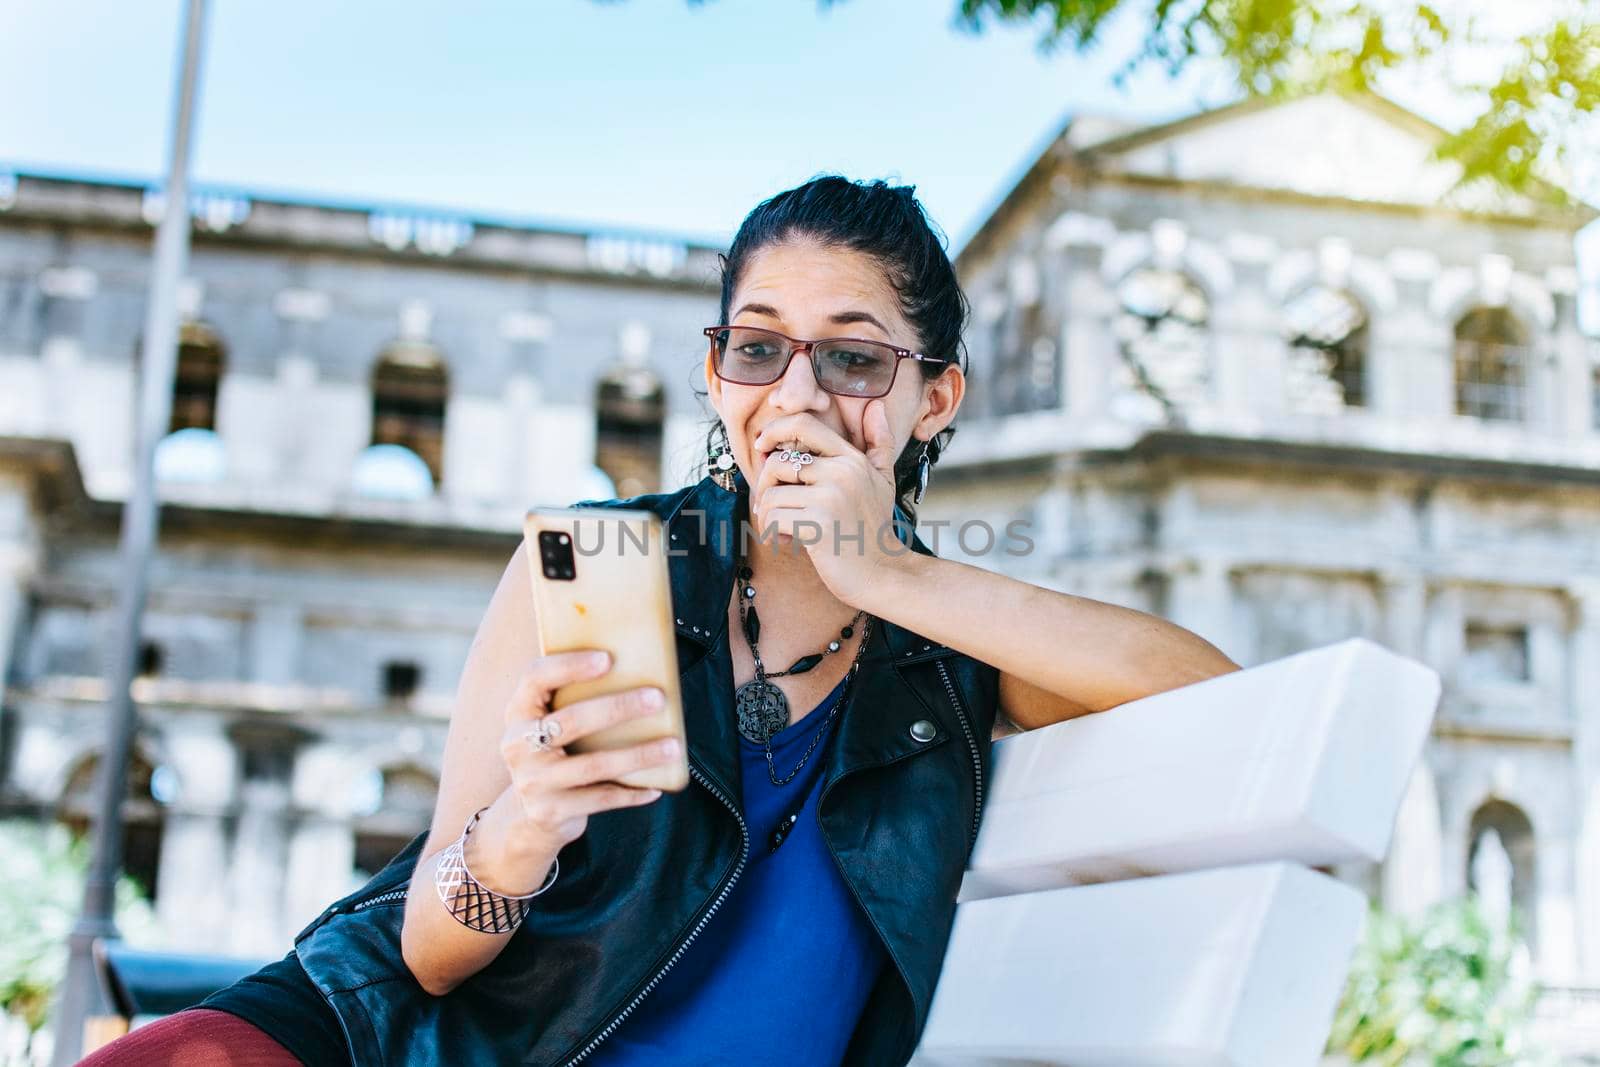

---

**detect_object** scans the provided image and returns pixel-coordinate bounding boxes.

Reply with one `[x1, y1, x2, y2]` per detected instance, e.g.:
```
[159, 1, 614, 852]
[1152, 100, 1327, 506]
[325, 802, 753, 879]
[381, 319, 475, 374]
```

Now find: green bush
[1327, 894, 1548, 1067]
[0, 820, 162, 1034]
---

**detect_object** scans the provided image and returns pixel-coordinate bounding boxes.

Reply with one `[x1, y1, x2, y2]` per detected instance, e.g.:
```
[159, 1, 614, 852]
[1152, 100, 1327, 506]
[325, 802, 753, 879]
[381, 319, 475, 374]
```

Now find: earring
[913, 439, 932, 505]
[708, 421, 737, 492]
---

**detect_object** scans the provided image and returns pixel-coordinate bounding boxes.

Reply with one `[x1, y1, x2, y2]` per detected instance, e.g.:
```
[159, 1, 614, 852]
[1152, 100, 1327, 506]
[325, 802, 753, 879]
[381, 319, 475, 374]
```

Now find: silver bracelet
[434, 805, 558, 934]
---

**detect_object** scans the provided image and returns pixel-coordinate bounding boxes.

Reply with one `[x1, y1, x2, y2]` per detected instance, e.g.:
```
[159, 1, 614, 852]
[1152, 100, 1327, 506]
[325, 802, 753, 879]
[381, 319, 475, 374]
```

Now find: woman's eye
[737, 343, 778, 359]
[827, 348, 874, 368]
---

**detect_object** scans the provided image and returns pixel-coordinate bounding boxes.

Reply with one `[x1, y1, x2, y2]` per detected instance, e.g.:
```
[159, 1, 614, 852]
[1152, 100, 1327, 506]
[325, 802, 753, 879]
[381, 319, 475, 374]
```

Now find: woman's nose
[769, 345, 829, 410]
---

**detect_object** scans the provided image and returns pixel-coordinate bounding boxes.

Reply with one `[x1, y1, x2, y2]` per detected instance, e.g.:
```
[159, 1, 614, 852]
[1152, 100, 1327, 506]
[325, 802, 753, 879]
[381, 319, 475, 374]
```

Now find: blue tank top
[583, 674, 887, 1066]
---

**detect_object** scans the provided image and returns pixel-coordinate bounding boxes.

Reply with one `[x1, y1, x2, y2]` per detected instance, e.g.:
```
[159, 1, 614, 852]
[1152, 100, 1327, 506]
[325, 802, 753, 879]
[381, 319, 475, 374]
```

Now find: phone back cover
[521, 507, 688, 792]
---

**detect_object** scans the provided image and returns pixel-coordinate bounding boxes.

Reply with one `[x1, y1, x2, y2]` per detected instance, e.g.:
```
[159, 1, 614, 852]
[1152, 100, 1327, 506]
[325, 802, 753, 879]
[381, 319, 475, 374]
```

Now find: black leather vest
[291, 471, 1000, 1066]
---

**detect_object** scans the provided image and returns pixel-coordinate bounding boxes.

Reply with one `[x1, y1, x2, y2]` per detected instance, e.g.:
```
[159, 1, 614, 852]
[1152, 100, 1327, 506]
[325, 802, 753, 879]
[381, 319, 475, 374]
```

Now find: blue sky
[0, 0, 1244, 248]
[2, 0, 1593, 282]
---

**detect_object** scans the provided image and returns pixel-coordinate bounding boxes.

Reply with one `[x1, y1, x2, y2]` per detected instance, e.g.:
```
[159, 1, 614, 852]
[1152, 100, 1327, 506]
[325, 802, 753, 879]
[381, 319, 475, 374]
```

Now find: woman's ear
[915, 366, 964, 440]
[705, 350, 723, 412]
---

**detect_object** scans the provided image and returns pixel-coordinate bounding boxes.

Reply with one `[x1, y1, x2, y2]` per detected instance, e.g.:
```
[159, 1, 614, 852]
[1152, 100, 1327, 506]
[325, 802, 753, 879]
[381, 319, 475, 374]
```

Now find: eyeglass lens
[712, 327, 896, 397]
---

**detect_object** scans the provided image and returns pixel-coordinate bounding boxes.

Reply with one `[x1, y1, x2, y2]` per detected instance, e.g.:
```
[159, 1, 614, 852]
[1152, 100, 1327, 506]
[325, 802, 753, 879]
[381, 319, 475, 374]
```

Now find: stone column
[1377, 570, 1428, 661]
[1208, 271, 1275, 422]
[1364, 574, 1436, 910]
[1570, 581, 1600, 980]
[1382, 300, 1454, 422]
[1059, 238, 1117, 428]
[226, 778, 294, 957]
[0, 554, 26, 697]
[1373, 248, 1438, 421]
[153, 727, 237, 951]
[1578, 781, 1600, 983]
[1550, 287, 1593, 441]
[0, 469, 41, 694]
[284, 743, 360, 944]
[283, 812, 357, 945]
[1162, 555, 1240, 663]
[1535, 834, 1580, 982]
[1382, 762, 1443, 918]
[247, 601, 303, 687]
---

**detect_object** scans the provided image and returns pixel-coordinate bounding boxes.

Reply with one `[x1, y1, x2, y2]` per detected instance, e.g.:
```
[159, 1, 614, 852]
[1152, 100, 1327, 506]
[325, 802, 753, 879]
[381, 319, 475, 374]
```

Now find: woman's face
[707, 237, 962, 491]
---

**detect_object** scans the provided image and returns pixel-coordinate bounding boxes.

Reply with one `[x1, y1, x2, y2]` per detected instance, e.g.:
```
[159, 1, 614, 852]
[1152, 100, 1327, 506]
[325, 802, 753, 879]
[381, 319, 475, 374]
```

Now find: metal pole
[50, 0, 209, 1061]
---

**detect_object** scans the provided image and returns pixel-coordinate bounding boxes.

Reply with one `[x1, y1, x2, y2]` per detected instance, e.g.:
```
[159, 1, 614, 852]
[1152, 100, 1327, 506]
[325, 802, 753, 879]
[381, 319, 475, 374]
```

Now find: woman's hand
[748, 399, 908, 608]
[482, 649, 677, 892]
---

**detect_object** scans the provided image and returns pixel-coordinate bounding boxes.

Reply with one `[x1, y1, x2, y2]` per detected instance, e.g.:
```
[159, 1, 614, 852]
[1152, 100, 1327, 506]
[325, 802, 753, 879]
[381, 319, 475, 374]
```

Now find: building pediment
[1072, 92, 1579, 218]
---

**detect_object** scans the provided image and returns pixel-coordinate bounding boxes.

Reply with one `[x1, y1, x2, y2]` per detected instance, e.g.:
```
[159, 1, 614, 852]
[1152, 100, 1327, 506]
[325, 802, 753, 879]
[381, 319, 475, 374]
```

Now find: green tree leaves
[1326, 895, 1549, 1067]
[951, 0, 1597, 205]
[0, 821, 160, 1034]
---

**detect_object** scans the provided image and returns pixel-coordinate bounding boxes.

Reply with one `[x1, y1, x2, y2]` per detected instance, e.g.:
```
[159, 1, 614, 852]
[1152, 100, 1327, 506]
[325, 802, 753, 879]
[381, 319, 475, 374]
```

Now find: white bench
[911, 638, 1441, 1067]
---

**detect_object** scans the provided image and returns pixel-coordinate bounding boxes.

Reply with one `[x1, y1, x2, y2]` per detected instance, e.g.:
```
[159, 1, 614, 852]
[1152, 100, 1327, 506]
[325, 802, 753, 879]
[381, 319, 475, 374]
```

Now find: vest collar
[662, 468, 963, 805]
[662, 466, 952, 665]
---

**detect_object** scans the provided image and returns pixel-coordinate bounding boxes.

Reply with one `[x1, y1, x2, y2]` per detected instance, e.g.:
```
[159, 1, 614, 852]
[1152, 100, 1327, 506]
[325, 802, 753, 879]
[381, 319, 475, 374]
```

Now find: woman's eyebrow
[731, 303, 890, 335]
[827, 310, 889, 334]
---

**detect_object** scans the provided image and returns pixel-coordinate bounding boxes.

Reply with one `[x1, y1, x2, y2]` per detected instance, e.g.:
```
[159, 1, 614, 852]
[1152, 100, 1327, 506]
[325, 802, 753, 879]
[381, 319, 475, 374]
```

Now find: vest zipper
[350, 888, 407, 911]
[563, 760, 750, 1066]
[935, 659, 985, 854]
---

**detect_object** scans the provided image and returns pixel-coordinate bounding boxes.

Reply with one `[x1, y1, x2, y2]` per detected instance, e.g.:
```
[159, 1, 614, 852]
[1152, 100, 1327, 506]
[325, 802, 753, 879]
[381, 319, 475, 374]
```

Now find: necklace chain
[758, 616, 873, 787]
[734, 551, 873, 787]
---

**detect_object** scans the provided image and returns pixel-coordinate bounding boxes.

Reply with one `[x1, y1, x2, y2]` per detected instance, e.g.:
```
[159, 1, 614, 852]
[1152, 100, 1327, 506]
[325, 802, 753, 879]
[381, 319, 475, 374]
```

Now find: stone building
[939, 90, 1600, 1052]
[0, 170, 725, 958]
[1, 88, 1598, 1050]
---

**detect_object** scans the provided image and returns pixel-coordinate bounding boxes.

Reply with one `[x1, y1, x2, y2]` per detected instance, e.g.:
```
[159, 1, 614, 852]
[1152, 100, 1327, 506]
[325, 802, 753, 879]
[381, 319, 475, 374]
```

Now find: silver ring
[777, 447, 815, 474]
[526, 717, 563, 753]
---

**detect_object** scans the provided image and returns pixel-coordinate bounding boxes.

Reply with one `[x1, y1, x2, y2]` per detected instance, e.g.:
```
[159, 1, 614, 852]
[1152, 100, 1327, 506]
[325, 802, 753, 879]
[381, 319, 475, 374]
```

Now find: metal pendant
[735, 678, 790, 744]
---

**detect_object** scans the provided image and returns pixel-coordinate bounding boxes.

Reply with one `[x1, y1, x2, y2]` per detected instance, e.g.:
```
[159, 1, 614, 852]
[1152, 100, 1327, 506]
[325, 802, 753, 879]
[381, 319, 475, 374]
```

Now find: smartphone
[521, 506, 688, 793]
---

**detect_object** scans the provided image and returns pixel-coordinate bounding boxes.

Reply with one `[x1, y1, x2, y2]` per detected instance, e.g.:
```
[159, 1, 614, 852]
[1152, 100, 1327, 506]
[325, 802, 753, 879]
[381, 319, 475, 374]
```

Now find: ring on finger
[776, 446, 816, 476]
[526, 716, 563, 753]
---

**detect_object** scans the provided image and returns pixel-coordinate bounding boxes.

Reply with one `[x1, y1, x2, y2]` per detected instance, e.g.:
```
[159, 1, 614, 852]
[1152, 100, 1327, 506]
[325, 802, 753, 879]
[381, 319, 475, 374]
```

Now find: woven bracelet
[433, 805, 558, 934]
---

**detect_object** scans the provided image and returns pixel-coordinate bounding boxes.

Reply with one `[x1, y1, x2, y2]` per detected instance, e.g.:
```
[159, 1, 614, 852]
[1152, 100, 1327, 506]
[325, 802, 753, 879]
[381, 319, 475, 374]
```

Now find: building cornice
[931, 426, 1600, 494]
[0, 435, 522, 552]
[0, 170, 723, 292]
[1104, 430, 1600, 491]
[0, 436, 91, 514]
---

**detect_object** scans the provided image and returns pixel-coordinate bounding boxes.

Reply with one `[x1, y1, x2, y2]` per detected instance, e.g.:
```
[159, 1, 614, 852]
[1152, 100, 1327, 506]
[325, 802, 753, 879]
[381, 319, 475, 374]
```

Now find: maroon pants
[75, 1008, 302, 1066]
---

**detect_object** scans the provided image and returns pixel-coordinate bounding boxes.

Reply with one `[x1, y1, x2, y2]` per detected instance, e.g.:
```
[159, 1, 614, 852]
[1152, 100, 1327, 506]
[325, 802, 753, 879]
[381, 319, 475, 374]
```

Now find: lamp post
[50, 1, 210, 1061]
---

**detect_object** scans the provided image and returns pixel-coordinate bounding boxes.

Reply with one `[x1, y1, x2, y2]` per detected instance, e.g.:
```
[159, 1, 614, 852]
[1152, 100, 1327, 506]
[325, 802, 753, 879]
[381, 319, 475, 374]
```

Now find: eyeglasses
[704, 325, 952, 400]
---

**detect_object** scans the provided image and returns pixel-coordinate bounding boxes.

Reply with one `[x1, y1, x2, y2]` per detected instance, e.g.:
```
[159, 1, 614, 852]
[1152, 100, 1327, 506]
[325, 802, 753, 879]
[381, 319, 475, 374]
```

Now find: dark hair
[703, 175, 968, 529]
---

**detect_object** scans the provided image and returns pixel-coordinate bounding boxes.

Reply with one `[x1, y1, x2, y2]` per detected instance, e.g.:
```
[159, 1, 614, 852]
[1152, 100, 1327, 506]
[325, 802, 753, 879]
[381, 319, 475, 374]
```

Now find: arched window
[991, 301, 1059, 417]
[1283, 286, 1368, 411]
[170, 321, 225, 433]
[58, 751, 165, 902]
[353, 765, 438, 880]
[595, 365, 664, 497]
[1114, 268, 1210, 416]
[1466, 799, 1537, 952]
[371, 341, 448, 487]
[1454, 307, 1529, 422]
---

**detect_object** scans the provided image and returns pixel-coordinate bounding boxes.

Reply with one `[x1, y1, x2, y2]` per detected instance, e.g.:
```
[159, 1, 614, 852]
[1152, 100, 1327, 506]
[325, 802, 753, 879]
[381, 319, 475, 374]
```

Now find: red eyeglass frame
[703, 324, 953, 399]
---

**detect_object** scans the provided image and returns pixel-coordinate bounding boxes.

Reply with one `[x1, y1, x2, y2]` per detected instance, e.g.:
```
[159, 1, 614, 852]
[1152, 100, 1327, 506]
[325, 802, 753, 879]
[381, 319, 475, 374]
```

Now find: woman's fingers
[752, 415, 852, 461]
[500, 683, 666, 759]
[502, 649, 612, 731]
[539, 736, 681, 791]
[524, 782, 665, 829]
[491, 652, 673, 856]
[510, 739, 674, 834]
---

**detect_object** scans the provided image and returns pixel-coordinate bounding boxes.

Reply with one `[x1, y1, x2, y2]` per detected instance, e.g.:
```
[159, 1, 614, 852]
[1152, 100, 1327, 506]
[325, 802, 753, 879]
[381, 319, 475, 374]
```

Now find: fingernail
[657, 738, 680, 756]
[643, 688, 665, 709]
[588, 651, 610, 669]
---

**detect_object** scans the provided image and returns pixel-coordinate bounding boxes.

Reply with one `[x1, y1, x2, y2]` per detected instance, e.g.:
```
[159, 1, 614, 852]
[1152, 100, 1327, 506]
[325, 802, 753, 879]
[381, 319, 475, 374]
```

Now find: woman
[81, 176, 1238, 1066]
